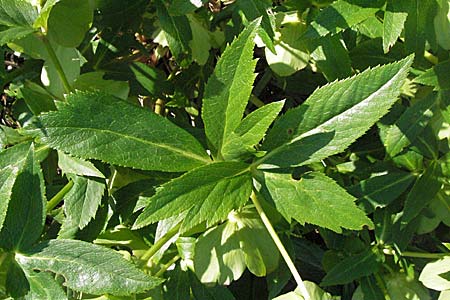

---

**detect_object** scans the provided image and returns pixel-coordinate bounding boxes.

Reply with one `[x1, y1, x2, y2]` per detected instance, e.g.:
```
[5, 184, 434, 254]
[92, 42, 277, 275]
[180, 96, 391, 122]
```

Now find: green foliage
[16, 239, 163, 295]
[263, 172, 373, 233]
[38, 91, 210, 172]
[202, 20, 259, 158]
[0, 0, 449, 299]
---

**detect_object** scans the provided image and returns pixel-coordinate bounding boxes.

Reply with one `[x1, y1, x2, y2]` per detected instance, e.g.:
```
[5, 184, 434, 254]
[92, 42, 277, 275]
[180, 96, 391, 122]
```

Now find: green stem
[141, 223, 182, 263]
[250, 191, 310, 300]
[250, 94, 265, 108]
[154, 99, 165, 115]
[155, 255, 180, 277]
[383, 248, 449, 259]
[424, 50, 438, 65]
[41, 35, 72, 94]
[374, 273, 391, 300]
[46, 180, 74, 213]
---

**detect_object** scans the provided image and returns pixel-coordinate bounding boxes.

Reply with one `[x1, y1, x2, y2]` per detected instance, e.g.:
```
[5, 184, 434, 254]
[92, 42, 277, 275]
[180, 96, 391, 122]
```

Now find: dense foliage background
[0, 0, 449, 299]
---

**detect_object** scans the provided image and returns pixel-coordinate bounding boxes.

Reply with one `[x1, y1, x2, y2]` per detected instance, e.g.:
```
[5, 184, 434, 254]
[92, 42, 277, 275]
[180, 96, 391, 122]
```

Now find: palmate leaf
[193, 208, 279, 285]
[15, 239, 163, 296]
[202, 19, 259, 159]
[0, 143, 46, 252]
[260, 55, 413, 169]
[221, 100, 284, 160]
[133, 162, 252, 233]
[38, 91, 210, 172]
[263, 172, 373, 233]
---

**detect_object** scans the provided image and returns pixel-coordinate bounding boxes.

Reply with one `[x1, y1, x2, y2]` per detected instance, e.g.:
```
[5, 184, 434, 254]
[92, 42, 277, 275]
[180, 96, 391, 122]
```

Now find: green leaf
[168, 0, 206, 16]
[349, 38, 406, 70]
[404, 0, 437, 58]
[0, 0, 38, 27]
[384, 92, 438, 157]
[358, 15, 384, 38]
[0, 142, 30, 231]
[155, 0, 192, 59]
[402, 161, 443, 225]
[47, 0, 93, 47]
[383, 0, 408, 53]
[439, 290, 450, 300]
[188, 15, 223, 66]
[237, 0, 275, 52]
[63, 175, 105, 230]
[189, 271, 236, 300]
[419, 257, 450, 291]
[360, 276, 385, 300]
[5, 259, 29, 298]
[134, 162, 252, 232]
[430, 190, 450, 227]
[261, 55, 413, 169]
[41, 43, 81, 98]
[20, 81, 57, 115]
[163, 266, 190, 300]
[386, 274, 431, 300]
[0, 0, 37, 45]
[202, 20, 259, 158]
[302, 0, 384, 40]
[273, 290, 303, 300]
[309, 34, 352, 81]
[38, 91, 210, 172]
[9, 34, 82, 98]
[193, 208, 279, 284]
[16, 239, 163, 296]
[131, 62, 172, 98]
[348, 172, 415, 213]
[265, 13, 309, 77]
[263, 172, 373, 233]
[415, 60, 450, 91]
[25, 271, 68, 300]
[0, 26, 35, 45]
[321, 247, 382, 286]
[0, 143, 46, 251]
[274, 282, 339, 300]
[221, 100, 284, 160]
[58, 151, 105, 178]
[72, 71, 130, 100]
[434, 0, 450, 50]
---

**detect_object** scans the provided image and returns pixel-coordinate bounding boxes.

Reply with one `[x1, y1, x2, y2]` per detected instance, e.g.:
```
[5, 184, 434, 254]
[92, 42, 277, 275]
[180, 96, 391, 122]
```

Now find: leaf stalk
[46, 180, 74, 213]
[382, 248, 449, 259]
[141, 222, 182, 263]
[250, 191, 310, 300]
[155, 255, 180, 277]
[41, 35, 73, 94]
